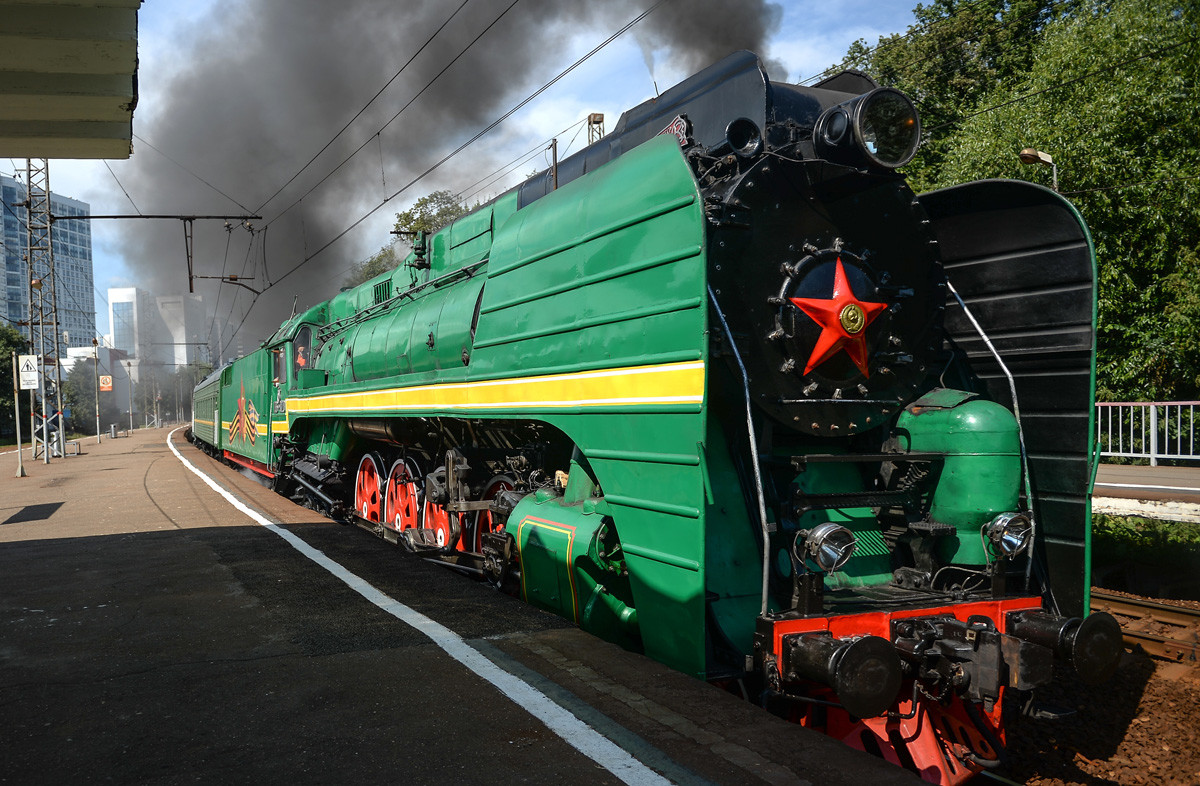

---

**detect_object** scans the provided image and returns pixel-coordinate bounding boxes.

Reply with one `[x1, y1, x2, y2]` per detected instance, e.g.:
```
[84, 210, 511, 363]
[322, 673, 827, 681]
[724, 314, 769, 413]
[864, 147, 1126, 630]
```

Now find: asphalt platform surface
[0, 428, 917, 785]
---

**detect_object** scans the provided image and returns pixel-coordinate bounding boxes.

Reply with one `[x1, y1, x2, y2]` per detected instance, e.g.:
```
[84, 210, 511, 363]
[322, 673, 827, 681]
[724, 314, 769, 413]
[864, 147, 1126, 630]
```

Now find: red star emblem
[789, 257, 887, 377]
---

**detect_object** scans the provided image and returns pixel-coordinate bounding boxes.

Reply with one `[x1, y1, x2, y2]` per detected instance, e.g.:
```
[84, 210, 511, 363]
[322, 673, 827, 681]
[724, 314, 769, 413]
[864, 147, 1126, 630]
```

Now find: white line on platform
[166, 429, 671, 786]
[1094, 481, 1200, 494]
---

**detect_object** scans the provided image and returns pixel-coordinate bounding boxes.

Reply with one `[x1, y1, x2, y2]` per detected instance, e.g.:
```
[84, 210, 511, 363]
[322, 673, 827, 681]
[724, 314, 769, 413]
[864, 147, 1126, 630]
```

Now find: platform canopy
[0, 0, 140, 160]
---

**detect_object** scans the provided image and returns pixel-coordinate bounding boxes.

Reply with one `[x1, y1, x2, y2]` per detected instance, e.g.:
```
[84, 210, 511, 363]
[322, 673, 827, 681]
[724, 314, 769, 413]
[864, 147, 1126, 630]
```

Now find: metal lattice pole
[23, 161, 53, 462]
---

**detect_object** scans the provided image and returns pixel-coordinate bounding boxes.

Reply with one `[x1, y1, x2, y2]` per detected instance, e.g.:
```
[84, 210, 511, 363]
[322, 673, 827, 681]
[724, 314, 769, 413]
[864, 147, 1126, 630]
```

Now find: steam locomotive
[190, 51, 1121, 783]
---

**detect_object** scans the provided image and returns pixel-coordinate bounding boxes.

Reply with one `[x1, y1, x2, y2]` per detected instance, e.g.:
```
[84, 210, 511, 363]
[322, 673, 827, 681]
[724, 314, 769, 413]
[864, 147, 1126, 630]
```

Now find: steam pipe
[945, 282, 1040, 595]
[709, 286, 772, 616]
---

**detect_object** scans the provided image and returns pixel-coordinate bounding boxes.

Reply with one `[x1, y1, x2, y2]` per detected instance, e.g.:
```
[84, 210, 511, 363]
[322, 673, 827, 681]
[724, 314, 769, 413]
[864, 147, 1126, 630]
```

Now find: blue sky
[10, 1, 921, 341]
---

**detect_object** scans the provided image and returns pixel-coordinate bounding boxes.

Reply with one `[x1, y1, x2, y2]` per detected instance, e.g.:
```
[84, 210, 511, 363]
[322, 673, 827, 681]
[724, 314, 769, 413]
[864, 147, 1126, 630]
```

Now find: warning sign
[18, 355, 39, 390]
[99, 375, 113, 392]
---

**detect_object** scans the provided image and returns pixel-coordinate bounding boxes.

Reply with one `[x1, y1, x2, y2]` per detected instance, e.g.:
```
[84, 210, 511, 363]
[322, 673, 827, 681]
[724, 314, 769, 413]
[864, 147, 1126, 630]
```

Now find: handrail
[1095, 401, 1200, 465]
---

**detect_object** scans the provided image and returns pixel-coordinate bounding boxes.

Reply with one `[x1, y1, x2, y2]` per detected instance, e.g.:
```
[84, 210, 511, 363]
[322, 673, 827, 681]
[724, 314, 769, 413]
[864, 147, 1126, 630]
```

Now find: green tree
[342, 242, 402, 289]
[931, 0, 1200, 399]
[0, 324, 33, 440]
[393, 189, 468, 237]
[839, 0, 1079, 191]
[62, 356, 124, 435]
[837, 0, 1200, 400]
[342, 190, 470, 290]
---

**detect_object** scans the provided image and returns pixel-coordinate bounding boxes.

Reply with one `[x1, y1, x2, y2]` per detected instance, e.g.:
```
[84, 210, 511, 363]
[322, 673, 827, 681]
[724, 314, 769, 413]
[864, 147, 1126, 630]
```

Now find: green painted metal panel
[220, 352, 273, 466]
[276, 136, 713, 676]
[897, 396, 1021, 565]
[473, 136, 705, 382]
[191, 372, 221, 446]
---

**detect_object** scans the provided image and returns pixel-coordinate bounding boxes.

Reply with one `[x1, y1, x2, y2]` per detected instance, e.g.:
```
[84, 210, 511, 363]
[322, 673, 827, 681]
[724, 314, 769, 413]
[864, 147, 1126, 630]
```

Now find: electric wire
[925, 35, 1196, 133]
[794, 0, 999, 85]
[458, 117, 588, 203]
[132, 133, 253, 213]
[253, 0, 473, 215]
[218, 0, 667, 349]
[261, 0, 668, 301]
[259, 0, 526, 229]
[1063, 171, 1200, 196]
[104, 161, 142, 214]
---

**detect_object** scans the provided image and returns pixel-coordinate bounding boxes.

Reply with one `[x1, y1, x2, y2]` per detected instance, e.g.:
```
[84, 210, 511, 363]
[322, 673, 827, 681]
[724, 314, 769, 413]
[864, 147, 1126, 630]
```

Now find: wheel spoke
[354, 453, 383, 523]
[470, 474, 515, 553]
[384, 458, 422, 531]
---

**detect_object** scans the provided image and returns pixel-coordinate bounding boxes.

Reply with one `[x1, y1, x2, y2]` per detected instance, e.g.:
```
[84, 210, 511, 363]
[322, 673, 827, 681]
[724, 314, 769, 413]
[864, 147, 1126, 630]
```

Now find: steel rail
[1090, 589, 1200, 663]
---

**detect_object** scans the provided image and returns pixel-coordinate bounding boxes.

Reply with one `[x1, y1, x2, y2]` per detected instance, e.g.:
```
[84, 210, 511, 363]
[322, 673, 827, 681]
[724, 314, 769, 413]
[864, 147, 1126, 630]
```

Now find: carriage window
[272, 347, 285, 384]
[293, 327, 312, 381]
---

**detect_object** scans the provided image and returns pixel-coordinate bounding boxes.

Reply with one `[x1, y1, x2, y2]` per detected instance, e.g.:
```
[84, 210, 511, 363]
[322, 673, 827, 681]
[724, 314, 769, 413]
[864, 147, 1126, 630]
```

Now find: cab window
[272, 347, 285, 384]
[293, 327, 312, 381]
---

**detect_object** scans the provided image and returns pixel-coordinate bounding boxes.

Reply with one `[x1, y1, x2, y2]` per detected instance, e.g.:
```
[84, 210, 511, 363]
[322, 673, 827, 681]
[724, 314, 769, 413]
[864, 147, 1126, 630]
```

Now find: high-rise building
[156, 293, 210, 367]
[108, 287, 209, 381]
[0, 173, 96, 350]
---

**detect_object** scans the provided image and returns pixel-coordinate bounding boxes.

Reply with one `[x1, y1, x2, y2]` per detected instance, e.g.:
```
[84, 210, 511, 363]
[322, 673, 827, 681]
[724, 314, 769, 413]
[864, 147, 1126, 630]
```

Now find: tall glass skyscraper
[1, 173, 96, 350]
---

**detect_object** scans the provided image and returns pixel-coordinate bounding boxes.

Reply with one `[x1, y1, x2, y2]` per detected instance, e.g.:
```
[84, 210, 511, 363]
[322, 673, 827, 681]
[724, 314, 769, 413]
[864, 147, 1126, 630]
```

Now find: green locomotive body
[191, 52, 1120, 783]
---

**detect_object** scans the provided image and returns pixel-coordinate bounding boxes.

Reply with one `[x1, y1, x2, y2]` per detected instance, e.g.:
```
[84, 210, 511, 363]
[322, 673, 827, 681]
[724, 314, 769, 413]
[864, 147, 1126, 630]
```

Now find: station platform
[0, 429, 917, 785]
[1093, 463, 1200, 523]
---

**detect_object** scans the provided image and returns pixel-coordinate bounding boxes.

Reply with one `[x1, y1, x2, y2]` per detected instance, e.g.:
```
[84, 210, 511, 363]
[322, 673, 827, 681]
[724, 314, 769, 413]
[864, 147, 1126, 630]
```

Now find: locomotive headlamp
[985, 512, 1033, 557]
[794, 522, 858, 573]
[814, 88, 921, 170]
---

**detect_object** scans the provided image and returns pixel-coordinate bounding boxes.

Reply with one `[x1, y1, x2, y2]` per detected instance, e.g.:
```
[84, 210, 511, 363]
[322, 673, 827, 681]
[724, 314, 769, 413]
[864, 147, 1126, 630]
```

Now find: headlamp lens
[856, 89, 920, 168]
[796, 522, 858, 573]
[986, 512, 1033, 557]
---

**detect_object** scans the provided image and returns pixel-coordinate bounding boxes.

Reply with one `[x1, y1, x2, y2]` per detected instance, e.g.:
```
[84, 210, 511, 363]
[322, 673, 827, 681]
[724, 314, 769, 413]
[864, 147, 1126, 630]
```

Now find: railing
[1096, 402, 1200, 465]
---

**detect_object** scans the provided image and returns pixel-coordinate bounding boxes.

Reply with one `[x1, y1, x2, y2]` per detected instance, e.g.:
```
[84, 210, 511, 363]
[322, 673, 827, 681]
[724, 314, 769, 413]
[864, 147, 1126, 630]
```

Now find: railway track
[1090, 588, 1200, 664]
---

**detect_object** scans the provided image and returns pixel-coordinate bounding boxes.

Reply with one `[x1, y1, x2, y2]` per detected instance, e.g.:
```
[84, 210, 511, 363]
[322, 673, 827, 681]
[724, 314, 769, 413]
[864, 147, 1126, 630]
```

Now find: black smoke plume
[112, 0, 783, 355]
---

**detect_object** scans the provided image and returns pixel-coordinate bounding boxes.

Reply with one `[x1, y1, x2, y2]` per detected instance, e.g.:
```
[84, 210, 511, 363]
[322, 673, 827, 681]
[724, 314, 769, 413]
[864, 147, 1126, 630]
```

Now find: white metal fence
[1095, 402, 1200, 465]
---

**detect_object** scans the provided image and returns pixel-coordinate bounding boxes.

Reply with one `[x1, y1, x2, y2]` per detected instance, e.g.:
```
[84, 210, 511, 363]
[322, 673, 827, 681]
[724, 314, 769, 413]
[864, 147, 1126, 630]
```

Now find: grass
[1091, 514, 1200, 599]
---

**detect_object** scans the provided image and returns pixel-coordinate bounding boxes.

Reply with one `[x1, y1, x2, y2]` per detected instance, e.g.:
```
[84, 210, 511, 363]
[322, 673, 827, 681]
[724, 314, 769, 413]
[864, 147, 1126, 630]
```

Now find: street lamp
[1019, 147, 1058, 192]
[126, 361, 134, 432]
[92, 338, 101, 444]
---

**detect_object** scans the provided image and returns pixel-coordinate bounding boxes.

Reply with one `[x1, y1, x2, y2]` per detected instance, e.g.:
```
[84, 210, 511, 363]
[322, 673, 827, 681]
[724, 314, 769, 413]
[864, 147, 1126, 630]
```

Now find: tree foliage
[393, 189, 469, 237]
[843, 0, 1200, 399]
[0, 324, 33, 439]
[342, 190, 469, 290]
[62, 358, 124, 434]
[342, 243, 402, 289]
[840, 0, 1079, 191]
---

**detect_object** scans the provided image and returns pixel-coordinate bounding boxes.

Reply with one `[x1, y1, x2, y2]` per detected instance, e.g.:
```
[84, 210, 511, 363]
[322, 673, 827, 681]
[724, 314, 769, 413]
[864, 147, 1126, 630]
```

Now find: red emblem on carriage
[228, 379, 259, 445]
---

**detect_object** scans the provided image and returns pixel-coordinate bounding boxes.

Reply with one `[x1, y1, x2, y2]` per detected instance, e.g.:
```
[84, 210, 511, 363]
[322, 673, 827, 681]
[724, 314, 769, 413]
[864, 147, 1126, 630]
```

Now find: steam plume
[111, 0, 783, 352]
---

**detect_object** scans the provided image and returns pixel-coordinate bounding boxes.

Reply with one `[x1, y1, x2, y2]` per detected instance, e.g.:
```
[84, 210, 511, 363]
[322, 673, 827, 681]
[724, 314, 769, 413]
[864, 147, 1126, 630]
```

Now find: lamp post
[92, 338, 101, 444]
[1019, 147, 1058, 192]
[126, 361, 134, 432]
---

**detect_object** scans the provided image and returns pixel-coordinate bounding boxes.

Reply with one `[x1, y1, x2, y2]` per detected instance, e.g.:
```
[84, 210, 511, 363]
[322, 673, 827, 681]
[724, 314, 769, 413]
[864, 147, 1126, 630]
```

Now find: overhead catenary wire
[104, 161, 142, 214]
[131, 133, 253, 213]
[794, 0, 999, 85]
[259, 0, 527, 229]
[221, 0, 670, 349]
[253, 0, 473, 215]
[266, 0, 669, 291]
[457, 117, 588, 203]
[1063, 171, 1200, 196]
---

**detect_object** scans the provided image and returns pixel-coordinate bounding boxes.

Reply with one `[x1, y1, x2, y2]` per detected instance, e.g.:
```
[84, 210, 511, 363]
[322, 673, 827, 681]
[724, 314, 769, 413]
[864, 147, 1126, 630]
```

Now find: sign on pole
[18, 355, 39, 390]
[99, 375, 113, 392]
